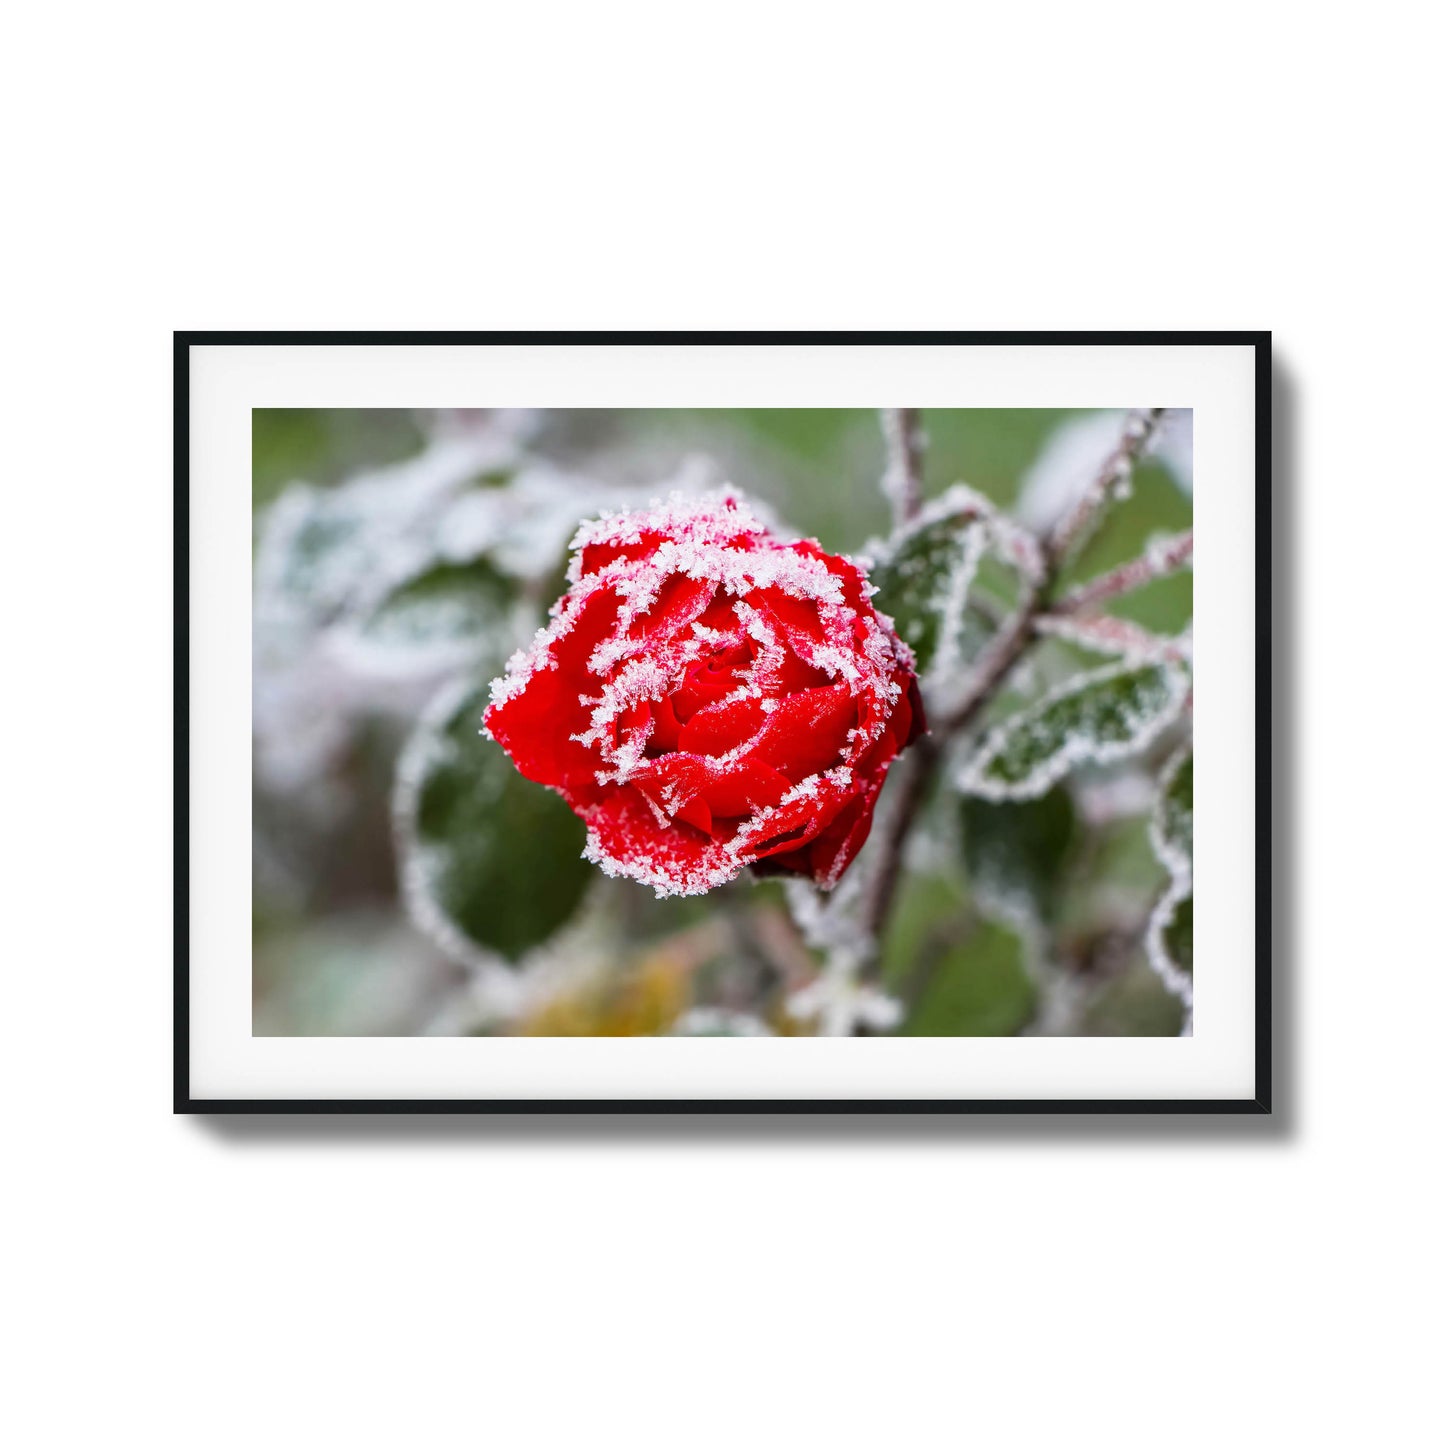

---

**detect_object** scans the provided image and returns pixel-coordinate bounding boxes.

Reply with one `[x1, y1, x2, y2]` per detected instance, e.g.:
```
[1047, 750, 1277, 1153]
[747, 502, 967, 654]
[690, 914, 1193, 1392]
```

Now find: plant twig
[934, 580, 1045, 735]
[1047, 407, 1166, 567]
[858, 736, 939, 946]
[880, 408, 925, 527]
[1051, 529, 1193, 614]
[1033, 611, 1189, 664]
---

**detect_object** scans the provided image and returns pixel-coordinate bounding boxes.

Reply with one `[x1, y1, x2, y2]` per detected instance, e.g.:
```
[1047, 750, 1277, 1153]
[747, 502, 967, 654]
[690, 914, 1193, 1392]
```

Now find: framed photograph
[180, 332, 1269, 1113]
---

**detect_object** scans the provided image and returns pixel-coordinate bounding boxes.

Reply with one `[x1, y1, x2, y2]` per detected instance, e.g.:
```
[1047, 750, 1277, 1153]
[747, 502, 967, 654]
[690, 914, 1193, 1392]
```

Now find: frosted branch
[1033, 611, 1190, 664]
[1052, 529, 1193, 615]
[1047, 407, 1165, 566]
[880, 408, 925, 527]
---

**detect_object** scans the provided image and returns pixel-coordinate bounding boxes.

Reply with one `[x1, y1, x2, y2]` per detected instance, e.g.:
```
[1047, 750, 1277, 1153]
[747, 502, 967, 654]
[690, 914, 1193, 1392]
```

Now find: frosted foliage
[253, 424, 536, 799]
[393, 675, 592, 967]
[868, 499, 986, 678]
[956, 661, 1191, 801]
[782, 871, 868, 960]
[1146, 747, 1194, 1005]
[1151, 748, 1194, 883]
[255, 428, 524, 627]
[487, 490, 914, 898]
[786, 965, 903, 1037]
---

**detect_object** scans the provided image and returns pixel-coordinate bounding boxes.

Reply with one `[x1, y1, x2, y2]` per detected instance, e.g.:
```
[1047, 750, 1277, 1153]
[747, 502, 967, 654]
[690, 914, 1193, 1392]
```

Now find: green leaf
[1151, 747, 1193, 880]
[359, 559, 513, 653]
[396, 678, 593, 962]
[1162, 891, 1193, 976]
[258, 485, 376, 622]
[901, 921, 1035, 1036]
[869, 499, 988, 676]
[1144, 745, 1192, 994]
[957, 660, 1190, 800]
[1148, 882, 1194, 987]
[961, 786, 1077, 924]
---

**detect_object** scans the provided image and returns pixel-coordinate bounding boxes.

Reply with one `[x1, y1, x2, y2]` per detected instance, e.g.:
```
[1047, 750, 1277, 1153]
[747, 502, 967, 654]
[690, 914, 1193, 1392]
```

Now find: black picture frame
[177, 330, 1271, 1115]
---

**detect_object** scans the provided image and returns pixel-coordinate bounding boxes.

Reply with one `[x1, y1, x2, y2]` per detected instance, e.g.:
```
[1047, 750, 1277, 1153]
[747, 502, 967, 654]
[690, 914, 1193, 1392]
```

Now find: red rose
[484, 492, 925, 896]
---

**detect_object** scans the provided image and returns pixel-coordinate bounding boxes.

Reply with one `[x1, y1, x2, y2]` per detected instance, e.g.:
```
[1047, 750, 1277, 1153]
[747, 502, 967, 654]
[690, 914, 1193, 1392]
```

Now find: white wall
[5, 6, 1439, 1442]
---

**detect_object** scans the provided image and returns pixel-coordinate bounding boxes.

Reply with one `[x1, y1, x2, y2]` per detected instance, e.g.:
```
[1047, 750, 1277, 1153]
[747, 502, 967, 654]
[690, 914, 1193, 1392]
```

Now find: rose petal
[578, 535, 664, 577]
[577, 784, 740, 896]
[648, 692, 685, 752]
[673, 642, 751, 721]
[678, 695, 767, 757]
[745, 684, 858, 782]
[700, 757, 793, 819]
[485, 583, 622, 787]
[627, 573, 716, 642]
[761, 589, 828, 658]
[736, 770, 853, 862]
[801, 784, 880, 888]
[791, 538, 872, 615]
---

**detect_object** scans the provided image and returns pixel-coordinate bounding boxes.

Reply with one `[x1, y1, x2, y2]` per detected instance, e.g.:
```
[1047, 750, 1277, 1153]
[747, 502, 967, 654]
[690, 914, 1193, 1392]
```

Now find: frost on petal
[956, 661, 1191, 801]
[484, 581, 626, 788]
[579, 786, 743, 898]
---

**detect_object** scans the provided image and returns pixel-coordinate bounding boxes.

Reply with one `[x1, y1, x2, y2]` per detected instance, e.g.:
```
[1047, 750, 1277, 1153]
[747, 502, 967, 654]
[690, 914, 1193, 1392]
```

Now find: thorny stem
[880, 408, 925, 527]
[853, 407, 1168, 982]
[857, 735, 939, 946]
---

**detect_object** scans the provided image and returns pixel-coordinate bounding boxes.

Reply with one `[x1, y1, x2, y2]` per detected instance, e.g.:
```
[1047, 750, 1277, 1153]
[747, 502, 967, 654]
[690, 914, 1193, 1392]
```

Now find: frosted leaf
[1145, 745, 1193, 1009]
[786, 965, 903, 1037]
[1074, 769, 1158, 826]
[255, 427, 526, 628]
[1150, 746, 1193, 886]
[326, 558, 522, 683]
[393, 675, 594, 964]
[253, 426, 539, 804]
[868, 492, 988, 679]
[434, 461, 707, 583]
[782, 871, 867, 960]
[1146, 877, 1194, 1004]
[956, 660, 1191, 801]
